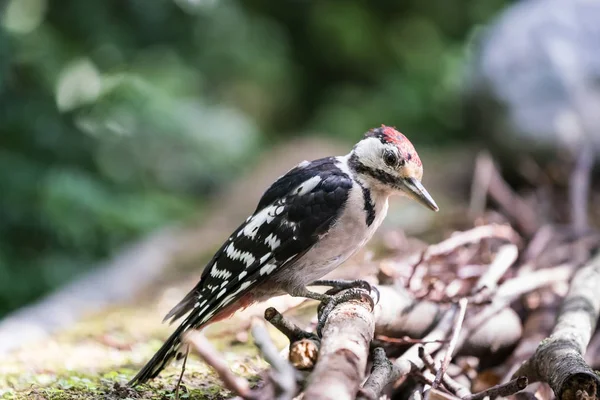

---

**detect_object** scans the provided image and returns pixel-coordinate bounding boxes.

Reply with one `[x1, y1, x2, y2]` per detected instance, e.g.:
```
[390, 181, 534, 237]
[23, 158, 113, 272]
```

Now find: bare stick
[358, 347, 407, 400]
[433, 298, 468, 389]
[495, 264, 574, 301]
[570, 145, 593, 235]
[376, 335, 447, 345]
[264, 307, 314, 343]
[357, 308, 457, 400]
[374, 285, 442, 339]
[304, 290, 375, 400]
[479, 152, 539, 236]
[399, 306, 458, 368]
[250, 318, 298, 400]
[423, 224, 520, 263]
[174, 345, 190, 400]
[418, 347, 471, 398]
[522, 224, 556, 263]
[264, 307, 320, 370]
[464, 376, 528, 400]
[513, 253, 600, 399]
[469, 151, 494, 218]
[474, 244, 518, 293]
[184, 331, 252, 398]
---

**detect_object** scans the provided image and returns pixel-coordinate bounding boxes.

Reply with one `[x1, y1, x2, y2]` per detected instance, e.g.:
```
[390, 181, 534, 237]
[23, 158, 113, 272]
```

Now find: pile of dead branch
[180, 152, 600, 400]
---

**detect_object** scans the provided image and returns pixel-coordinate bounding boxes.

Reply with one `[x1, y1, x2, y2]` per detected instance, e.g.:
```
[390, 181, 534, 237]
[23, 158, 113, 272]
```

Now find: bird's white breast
[275, 180, 389, 291]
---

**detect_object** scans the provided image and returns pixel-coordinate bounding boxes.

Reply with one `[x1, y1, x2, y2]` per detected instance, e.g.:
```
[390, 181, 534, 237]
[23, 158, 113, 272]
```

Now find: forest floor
[0, 139, 471, 400]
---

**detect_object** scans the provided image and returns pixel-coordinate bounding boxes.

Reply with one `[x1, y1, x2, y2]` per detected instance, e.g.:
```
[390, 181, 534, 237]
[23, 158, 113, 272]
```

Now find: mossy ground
[0, 281, 304, 400]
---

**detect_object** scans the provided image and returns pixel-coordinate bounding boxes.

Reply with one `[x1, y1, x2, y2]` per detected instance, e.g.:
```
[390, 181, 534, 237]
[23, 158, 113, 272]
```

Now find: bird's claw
[316, 287, 375, 337]
[311, 279, 380, 305]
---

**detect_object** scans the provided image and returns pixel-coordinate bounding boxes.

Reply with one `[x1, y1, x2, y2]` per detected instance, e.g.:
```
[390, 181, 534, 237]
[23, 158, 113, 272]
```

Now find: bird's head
[349, 125, 439, 212]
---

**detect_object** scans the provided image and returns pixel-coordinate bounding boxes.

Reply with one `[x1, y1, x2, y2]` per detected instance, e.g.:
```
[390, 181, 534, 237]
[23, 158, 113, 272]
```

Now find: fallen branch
[474, 152, 539, 236]
[454, 263, 576, 359]
[184, 331, 252, 399]
[499, 299, 559, 382]
[569, 146, 593, 235]
[473, 244, 518, 294]
[358, 347, 409, 400]
[303, 290, 375, 400]
[513, 252, 600, 399]
[374, 285, 442, 339]
[419, 346, 471, 398]
[433, 298, 468, 389]
[464, 376, 528, 400]
[250, 318, 299, 400]
[363, 306, 459, 397]
[422, 224, 521, 264]
[185, 320, 299, 400]
[264, 307, 319, 370]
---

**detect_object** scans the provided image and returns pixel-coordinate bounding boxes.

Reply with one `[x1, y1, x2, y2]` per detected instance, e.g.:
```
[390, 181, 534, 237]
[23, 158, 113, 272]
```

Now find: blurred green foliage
[0, 0, 507, 316]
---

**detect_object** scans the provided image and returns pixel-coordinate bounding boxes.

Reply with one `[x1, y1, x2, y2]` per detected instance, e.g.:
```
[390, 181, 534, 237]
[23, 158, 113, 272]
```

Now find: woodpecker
[129, 125, 438, 386]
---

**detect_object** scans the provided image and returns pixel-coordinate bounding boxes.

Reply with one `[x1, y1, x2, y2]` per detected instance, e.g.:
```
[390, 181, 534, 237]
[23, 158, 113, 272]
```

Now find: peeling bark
[513, 253, 600, 399]
[304, 291, 375, 400]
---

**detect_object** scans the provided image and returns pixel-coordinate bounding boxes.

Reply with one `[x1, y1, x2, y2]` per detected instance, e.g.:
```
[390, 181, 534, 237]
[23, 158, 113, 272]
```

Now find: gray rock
[466, 0, 600, 165]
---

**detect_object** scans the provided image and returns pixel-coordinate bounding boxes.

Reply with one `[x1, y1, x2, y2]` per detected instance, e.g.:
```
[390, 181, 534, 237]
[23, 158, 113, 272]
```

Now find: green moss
[1, 361, 262, 400]
[0, 299, 271, 400]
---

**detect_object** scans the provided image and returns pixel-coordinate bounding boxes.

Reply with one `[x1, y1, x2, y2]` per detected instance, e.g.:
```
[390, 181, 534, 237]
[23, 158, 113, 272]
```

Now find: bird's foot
[316, 288, 374, 337]
[310, 279, 380, 304]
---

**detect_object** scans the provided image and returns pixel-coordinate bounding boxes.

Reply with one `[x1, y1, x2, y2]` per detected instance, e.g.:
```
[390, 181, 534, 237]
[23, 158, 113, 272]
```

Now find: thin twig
[569, 137, 594, 236]
[433, 298, 468, 389]
[251, 318, 298, 400]
[523, 224, 556, 263]
[358, 347, 397, 400]
[473, 244, 518, 293]
[495, 264, 574, 302]
[174, 345, 190, 400]
[464, 376, 528, 400]
[423, 224, 520, 263]
[418, 347, 471, 398]
[264, 307, 315, 343]
[481, 152, 539, 236]
[469, 151, 495, 218]
[376, 335, 447, 345]
[264, 307, 320, 370]
[362, 308, 457, 400]
[183, 331, 252, 398]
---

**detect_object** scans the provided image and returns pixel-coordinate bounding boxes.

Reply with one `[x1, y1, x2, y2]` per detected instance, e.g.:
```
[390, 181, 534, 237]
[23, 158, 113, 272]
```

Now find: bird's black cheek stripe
[349, 154, 402, 189]
[359, 183, 376, 226]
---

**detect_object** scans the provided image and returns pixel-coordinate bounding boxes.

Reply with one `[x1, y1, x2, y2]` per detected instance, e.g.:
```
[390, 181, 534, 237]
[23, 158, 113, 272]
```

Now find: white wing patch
[264, 233, 281, 250]
[295, 176, 322, 196]
[210, 262, 233, 280]
[260, 262, 278, 276]
[260, 252, 272, 263]
[225, 243, 256, 268]
[240, 204, 282, 239]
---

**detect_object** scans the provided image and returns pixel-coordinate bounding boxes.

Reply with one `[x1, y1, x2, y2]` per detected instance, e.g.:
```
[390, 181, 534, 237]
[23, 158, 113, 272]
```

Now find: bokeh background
[8, 0, 597, 320]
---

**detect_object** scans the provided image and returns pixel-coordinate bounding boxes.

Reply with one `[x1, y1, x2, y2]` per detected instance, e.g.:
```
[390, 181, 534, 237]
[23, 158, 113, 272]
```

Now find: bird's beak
[400, 177, 439, 212]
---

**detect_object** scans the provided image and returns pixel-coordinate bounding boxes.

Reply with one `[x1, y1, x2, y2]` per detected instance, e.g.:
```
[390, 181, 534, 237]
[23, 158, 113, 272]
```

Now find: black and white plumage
[129, 126, 438, 386]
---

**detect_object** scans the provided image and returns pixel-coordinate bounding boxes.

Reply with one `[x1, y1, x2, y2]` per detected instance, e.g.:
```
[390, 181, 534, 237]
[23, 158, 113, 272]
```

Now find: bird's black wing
[164, 156, 351, 324]
[129, 158, 352, 386]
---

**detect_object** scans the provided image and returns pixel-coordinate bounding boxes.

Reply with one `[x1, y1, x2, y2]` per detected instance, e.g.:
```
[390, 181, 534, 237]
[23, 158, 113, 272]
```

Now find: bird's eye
[383, 150, 398, 167]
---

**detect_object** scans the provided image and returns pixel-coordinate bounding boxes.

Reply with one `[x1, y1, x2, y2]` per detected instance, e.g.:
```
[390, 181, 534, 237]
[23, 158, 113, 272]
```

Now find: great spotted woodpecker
[129, 125, 438, 385]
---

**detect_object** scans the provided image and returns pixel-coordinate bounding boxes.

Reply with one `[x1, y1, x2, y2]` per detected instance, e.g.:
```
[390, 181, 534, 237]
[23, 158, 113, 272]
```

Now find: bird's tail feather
[128, 324, 188, 386]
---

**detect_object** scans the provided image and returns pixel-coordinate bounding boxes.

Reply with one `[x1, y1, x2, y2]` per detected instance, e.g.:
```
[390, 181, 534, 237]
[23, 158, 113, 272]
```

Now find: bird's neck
[337, 154, 391, 227]
[344, 152, 395, 198]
